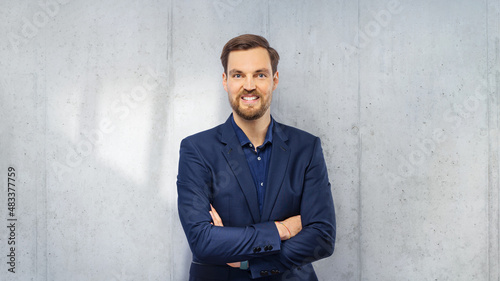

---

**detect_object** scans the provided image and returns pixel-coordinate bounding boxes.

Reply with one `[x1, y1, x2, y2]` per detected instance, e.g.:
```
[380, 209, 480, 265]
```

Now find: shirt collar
[231, 114, 274, 148]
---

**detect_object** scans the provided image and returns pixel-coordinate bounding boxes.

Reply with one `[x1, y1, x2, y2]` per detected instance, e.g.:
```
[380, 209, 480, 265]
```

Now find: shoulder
[178, 123, 225, 167]
[273, 120, 325, 158]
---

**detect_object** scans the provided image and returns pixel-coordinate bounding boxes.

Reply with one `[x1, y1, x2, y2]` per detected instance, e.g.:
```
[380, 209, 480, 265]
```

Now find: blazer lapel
[260, 121, 290, 222]
[220, 116, 261, 223]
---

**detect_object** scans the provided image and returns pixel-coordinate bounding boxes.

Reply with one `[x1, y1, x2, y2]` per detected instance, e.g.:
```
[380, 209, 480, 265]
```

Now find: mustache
[239, 89, 261, 96]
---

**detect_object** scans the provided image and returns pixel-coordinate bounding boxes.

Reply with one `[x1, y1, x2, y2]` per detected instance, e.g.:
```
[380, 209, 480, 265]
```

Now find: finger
[210, 209, 224, 227]
[211, 204, 219, 216]
[213, 213, 223, 226]
[227, 262, 240, 268]
[209, 205, 217, 223]
[211, 206, 222, 222]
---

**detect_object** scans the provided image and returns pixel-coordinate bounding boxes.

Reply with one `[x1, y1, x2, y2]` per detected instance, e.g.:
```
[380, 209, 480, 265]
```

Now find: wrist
[275, 221, 290, 240]
[274, 221, 285, 240]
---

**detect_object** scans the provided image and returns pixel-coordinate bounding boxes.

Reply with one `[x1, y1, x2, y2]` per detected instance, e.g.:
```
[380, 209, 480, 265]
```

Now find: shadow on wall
[37, 65, 191, 280]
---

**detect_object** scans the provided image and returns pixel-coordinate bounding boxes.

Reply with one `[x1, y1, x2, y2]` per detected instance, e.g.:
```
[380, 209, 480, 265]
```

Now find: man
[177, 34, 336, 281]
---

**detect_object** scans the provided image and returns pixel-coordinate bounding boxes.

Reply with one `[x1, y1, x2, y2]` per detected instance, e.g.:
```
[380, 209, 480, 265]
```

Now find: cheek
[228, 84, 241, 95]
[259, 82, 274, 93]
[227, 86, 235, 96]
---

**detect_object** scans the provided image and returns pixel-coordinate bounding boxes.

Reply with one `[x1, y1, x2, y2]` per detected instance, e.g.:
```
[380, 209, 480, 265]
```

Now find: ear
[222, 72, 228, 92]
[272, 71, 279, 91]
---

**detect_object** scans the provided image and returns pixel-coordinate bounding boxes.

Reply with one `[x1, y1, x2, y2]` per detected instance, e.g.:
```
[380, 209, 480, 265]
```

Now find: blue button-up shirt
[231, 116, 274, 215]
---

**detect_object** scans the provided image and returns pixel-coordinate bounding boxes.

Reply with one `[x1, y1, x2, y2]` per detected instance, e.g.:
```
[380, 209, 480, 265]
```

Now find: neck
[233, 112, 271, 148]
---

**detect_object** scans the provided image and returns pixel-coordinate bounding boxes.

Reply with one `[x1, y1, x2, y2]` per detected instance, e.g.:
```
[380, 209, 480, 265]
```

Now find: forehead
[227, 47, 272, 72]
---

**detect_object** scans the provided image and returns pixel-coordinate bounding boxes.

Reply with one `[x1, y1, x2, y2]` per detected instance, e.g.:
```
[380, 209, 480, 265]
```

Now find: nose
[243, 76, 256, 91]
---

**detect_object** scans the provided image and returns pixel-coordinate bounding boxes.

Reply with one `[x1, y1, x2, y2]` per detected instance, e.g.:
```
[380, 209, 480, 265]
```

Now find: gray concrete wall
[0, 0, 498, 280]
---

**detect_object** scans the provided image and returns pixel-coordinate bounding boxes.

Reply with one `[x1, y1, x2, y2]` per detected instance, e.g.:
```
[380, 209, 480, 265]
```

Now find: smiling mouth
[242, 96, 258, 101]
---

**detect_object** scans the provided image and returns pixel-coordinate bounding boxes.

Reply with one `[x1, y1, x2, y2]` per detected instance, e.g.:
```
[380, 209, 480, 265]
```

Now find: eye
[233, 74, 242, 78]
[257, 73, 266, 78]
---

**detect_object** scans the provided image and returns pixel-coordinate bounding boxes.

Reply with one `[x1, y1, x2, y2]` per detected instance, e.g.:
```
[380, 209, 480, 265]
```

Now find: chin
[238, 110, 267, 121]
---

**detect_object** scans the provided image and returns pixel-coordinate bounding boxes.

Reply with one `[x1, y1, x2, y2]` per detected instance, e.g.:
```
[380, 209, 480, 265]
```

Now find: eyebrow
[255, 68, 271, 74]
[228, 70, 242, 75]
[228, 68, 271, 75]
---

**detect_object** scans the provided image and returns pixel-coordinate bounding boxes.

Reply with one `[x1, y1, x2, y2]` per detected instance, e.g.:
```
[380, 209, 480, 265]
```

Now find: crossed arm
[209, 205, 302, 268]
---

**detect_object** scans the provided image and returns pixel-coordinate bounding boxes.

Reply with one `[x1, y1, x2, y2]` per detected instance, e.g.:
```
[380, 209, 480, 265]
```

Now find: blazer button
[260, 270, 269, 276]
[253, 247, 261, 253]
[271, 269, 280, 275]
[264, 245, 273, 251]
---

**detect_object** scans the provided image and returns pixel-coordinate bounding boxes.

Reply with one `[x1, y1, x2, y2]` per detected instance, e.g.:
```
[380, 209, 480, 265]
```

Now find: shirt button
[260, 182, 264, 186]
[249, 144, 253, 147]
[257, 157, 261, 161]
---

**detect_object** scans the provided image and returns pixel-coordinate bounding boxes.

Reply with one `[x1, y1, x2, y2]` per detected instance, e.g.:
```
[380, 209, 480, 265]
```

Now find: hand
[275, 215, 302, 240]
[210, 204, 223, 226]
[209, 205, 241, 269]
[227, 262, 241, 268]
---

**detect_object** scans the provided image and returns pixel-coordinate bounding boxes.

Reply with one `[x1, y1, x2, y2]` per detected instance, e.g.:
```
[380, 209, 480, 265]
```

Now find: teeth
[242, 96, 257, 100]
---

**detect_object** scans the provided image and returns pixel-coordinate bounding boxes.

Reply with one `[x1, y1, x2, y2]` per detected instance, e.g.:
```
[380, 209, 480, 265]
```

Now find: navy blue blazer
[177, 115, 336, 280]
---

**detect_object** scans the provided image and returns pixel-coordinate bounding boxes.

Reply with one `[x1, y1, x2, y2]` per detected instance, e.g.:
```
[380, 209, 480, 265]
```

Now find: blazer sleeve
[247, 137, 336, 279]
[177, 137, 282, 264]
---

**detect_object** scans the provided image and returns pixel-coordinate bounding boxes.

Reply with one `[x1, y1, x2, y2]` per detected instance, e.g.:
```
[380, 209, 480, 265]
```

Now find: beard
[229, 89, 271, 121]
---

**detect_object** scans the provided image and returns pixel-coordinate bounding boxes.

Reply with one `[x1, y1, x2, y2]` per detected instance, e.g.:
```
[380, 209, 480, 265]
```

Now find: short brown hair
[220, 34, 280, 75]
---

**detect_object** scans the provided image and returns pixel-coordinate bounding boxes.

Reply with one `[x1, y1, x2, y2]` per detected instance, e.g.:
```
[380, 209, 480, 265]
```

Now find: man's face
[223, 47, 279, 121]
